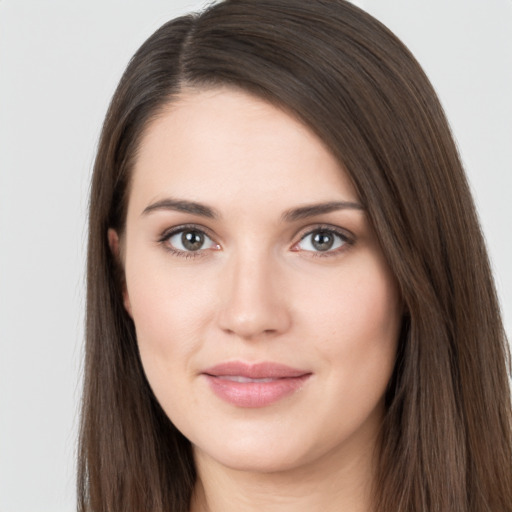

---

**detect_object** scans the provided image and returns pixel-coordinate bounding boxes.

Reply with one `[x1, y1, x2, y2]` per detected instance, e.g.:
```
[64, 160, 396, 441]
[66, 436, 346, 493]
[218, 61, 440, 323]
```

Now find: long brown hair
[79, 1, 512, 510]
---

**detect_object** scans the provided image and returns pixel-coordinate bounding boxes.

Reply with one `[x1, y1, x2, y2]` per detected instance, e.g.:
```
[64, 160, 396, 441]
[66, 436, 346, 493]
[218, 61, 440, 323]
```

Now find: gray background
[0, 0, 510, 510]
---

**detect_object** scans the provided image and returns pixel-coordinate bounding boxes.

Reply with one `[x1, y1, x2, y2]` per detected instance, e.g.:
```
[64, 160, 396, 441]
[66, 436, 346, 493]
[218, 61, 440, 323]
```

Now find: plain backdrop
[0, 1, 510, 510]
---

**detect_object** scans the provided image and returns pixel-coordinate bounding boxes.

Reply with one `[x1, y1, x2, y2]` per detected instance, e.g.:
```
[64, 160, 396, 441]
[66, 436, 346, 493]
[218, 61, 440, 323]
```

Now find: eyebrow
[281, 201, 365, 222]
[141, 198, 364, 221]
[142, 198, 219, 218]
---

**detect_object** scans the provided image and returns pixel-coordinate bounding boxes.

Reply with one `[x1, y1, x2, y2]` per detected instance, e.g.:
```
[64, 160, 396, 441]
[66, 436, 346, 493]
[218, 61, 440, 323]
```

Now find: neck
[190, 434, 379, 512]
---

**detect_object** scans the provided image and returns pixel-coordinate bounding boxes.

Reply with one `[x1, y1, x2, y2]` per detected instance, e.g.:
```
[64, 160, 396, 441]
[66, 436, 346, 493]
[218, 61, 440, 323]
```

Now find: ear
[107, 228, 133, 317]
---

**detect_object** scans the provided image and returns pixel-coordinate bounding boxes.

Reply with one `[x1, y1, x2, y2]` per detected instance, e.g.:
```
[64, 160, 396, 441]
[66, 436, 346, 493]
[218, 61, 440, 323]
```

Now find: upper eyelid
[294, 224, 353, 242]
[159, 223, 216, 241]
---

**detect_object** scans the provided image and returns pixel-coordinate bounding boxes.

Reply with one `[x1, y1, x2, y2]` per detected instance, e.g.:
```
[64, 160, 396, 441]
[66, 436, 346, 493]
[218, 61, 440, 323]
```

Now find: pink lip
[202, 362, 312, 408]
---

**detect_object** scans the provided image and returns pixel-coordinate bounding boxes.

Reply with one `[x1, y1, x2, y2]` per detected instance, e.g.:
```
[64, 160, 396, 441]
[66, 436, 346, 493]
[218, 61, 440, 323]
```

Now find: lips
[202, 362, 311, 408]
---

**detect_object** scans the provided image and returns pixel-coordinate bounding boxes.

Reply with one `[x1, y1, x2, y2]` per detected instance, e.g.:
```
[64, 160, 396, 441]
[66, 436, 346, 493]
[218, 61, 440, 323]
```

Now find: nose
[217, 250, 292, 340]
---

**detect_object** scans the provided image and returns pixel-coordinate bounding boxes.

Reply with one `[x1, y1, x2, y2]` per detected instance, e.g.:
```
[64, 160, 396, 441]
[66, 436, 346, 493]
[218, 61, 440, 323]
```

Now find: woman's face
[116, 87, 401, 474]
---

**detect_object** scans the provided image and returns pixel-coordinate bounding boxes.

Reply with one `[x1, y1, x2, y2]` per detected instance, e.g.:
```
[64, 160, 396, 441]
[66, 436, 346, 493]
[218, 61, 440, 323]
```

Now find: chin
[201, 447, 306, 474]
[192, 427, 327, 475]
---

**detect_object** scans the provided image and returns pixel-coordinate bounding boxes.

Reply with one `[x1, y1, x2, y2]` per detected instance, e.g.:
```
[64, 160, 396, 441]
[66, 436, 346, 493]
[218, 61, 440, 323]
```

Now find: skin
[110, 87, 402, 512]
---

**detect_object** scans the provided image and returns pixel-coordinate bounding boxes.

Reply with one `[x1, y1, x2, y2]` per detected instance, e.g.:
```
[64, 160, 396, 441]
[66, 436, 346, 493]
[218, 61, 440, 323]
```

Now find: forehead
[129, 87, 358, 214]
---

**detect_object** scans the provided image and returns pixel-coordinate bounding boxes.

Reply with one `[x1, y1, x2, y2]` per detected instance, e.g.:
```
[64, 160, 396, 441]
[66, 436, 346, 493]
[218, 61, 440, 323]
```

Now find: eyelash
[293, 225, 354, 258]
[157, 224, 354, 259]
[158, 224, 218, 259]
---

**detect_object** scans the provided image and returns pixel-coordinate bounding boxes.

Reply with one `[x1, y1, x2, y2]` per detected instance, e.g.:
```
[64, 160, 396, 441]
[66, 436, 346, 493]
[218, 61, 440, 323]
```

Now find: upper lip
[202, 361, 310, 379]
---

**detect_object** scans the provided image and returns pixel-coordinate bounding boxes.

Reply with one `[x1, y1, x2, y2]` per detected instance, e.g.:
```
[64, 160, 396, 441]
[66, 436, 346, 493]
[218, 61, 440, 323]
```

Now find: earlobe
[107, 228, 121, 260]
[122, 290, 133, 318]
[107, 228, 133, 318]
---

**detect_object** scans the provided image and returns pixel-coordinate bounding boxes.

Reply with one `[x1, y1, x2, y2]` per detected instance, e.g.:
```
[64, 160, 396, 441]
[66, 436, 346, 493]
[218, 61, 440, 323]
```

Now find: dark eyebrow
[281, 201, 364, 222]
[141, 198, 219, 219]
[142, 198, 363, 221]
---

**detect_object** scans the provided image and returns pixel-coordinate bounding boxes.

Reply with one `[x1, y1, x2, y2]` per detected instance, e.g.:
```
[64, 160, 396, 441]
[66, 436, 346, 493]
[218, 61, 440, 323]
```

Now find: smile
[202, 361, 312, 408]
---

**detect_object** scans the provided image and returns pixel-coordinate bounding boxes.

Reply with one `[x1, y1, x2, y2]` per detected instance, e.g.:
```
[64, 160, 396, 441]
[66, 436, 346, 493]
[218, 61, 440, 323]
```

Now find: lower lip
[204, 374, 311, 408]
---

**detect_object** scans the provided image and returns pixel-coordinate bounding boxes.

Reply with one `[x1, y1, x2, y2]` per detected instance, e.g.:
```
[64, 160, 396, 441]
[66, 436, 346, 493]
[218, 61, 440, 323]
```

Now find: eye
[161, 227, 219, 254]
[294, 228, 349, 253]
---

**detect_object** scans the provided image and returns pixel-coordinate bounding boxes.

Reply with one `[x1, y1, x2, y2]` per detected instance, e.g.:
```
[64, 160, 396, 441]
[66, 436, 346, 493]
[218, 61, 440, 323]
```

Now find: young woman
[78, 1, 512, 510]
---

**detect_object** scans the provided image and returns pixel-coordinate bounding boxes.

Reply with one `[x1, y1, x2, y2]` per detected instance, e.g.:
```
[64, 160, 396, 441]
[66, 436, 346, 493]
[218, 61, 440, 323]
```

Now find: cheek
[303, 256, 400, 390]
[340, 270, 400, 348]
[301, 257, 400, 337]
[124, 268, 211, 419]
[123, 250, 216, 375]
[291, 261, 400, 447]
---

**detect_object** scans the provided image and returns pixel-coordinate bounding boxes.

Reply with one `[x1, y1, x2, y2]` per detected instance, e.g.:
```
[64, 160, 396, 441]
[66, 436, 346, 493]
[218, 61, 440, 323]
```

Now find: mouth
[216, 376, 276, 383]
[201, 361, 312, 408]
